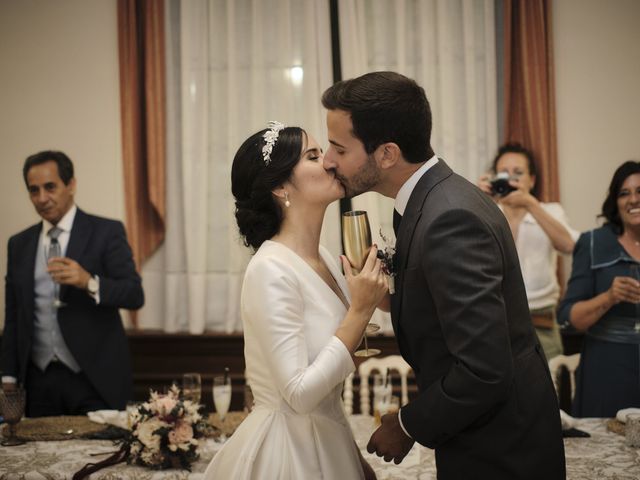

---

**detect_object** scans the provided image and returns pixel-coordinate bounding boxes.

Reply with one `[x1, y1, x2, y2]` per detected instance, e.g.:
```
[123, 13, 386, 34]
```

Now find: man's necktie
[47, 226, 62, 254]
[393, 209, 402, 236]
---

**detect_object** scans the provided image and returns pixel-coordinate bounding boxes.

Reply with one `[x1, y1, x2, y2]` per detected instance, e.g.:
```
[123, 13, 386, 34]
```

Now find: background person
[558, 160, 640, 417]
[477, 143, 578, 360]
[1, 150, 144, 416]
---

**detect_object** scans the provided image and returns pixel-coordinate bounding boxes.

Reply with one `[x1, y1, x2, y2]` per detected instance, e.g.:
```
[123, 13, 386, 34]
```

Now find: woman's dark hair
[600, 160, 640, 234]
[231, 126, 305, 249]
[491, 142, 539, 197]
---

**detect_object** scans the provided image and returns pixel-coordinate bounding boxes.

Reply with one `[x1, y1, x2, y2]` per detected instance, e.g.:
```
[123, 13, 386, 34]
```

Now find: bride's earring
[284, 191, 291, 208]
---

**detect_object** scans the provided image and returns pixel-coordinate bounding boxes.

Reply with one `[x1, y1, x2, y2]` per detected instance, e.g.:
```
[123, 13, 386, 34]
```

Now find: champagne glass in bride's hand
[213, 370, 232, 441]
[342, 211, 381, 357]
[0, 387, 26, 446]
[45, 242, 66, 308]
[630, 264, 640, 332]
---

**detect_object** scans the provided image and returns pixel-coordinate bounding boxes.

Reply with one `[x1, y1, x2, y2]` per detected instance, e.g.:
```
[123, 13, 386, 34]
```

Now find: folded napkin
[559, 410, 591, 437]
[559, 409, 577, 430]
[87, 409, 128, 430]
[616, 408, 640, 423]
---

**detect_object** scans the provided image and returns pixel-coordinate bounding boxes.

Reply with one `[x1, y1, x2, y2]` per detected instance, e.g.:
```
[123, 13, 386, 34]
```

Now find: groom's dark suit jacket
[2, 208, 144, 410]
[392, 161, 565, 479]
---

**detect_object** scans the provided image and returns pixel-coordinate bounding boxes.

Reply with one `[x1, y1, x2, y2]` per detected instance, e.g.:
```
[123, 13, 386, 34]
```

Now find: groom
[322, 72, 565, 479]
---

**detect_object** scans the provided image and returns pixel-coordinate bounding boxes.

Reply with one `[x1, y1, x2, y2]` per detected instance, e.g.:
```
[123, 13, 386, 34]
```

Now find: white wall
[554, 0, 640, 232]
[0, 0, 123, 320]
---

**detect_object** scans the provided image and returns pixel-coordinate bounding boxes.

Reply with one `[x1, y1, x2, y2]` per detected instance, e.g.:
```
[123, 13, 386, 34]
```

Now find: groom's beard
[337, 153, 380, 199]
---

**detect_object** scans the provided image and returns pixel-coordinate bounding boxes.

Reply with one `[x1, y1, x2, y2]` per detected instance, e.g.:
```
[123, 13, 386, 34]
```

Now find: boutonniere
[377, 228, 397, 294]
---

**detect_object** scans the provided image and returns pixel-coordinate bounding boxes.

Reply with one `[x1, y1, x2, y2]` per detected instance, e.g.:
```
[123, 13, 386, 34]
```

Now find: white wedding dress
[204, 240, 364, 479]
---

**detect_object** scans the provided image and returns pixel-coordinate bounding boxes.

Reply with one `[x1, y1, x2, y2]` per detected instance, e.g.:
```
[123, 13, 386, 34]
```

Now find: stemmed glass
[0, 388, 26, 446]
[213, 374, 232, 440]
[630, 264, 640, 332]
[45, 242, 66, 308]
[342, 211, 381, 357]
[182, 373, 202, 404]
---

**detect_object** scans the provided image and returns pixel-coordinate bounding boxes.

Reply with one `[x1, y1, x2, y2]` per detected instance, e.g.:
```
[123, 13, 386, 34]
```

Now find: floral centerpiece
[126, 384, 207, 469]
[73, 385, 208, 480]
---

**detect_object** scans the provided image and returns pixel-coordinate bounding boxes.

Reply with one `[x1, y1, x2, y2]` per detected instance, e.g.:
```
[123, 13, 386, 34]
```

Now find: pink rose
[154, 395, 178, 416]
[168, 420, 194, 445]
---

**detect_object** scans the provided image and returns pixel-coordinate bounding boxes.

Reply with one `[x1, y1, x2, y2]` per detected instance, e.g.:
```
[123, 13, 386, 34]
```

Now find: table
[0, 417, 638, 479]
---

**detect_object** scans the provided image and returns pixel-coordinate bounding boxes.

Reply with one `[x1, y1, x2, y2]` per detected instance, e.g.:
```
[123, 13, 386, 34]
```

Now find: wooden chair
[548, 353, 580, 410]
[356, 355, 413, 415]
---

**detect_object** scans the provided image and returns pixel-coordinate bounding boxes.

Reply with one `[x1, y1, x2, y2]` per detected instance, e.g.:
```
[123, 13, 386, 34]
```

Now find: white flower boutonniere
[377, 228, 397, 294]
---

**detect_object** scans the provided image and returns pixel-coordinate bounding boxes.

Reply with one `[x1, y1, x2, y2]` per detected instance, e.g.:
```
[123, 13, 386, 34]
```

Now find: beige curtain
[503, 0, 558, 202]
[117, 0, 166, 270]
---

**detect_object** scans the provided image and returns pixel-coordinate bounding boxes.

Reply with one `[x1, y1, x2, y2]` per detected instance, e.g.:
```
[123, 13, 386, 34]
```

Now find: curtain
[117, 0, 167, 271]
[338, 0, 499, 332]
[503, 0, 558, 202]
[139, 0, 337, 332]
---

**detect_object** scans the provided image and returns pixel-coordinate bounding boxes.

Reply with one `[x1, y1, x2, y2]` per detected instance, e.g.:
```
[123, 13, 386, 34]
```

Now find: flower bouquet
[73, 385, 208, 480]
[378, 228, 397, 294]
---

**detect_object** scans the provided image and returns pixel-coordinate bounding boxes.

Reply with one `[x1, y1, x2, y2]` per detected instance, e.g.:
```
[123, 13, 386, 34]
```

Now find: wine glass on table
[45, 241, 66, 308]
[0, 387, 26, 446]
[213, 371, 232, 440]
[182, 372, 202, 404]
[342, 210, 381, 357]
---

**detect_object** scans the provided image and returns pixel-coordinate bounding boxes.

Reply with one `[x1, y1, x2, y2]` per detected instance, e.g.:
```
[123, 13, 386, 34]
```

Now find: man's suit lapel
[21, 225, 41, 333]
[390, 160, 454, 331]
[61, 209, 91, 299]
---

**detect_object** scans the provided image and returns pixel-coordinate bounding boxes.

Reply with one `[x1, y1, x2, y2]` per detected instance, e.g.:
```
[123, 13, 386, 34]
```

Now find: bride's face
[287, 133, 345, 207]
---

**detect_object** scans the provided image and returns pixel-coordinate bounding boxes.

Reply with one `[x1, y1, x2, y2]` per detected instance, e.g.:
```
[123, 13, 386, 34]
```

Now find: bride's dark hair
[231, 126, 305, 249]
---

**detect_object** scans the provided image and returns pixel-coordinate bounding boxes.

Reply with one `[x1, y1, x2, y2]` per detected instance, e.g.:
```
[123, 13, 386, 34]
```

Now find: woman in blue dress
[558, 160, 640, 417]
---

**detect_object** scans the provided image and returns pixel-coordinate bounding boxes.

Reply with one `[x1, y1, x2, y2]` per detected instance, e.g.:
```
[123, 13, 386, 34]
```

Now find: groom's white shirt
[393, 154, 438, 439]
[394, 155, 438, 215]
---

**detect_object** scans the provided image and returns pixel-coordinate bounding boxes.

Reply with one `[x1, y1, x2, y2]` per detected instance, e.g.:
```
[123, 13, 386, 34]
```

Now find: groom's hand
[367, 411, 415, 464]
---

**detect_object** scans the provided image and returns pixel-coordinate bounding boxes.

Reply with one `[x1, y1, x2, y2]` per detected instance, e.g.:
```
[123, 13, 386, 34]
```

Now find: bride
[204, 122, 387, 479]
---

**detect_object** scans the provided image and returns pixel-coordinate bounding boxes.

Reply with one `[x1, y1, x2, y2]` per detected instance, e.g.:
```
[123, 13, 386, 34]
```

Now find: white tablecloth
[0, 416, 638, 479]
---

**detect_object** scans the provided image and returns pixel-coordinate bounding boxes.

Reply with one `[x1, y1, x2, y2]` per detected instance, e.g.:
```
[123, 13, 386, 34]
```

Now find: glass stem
[363, 333, 369, 355]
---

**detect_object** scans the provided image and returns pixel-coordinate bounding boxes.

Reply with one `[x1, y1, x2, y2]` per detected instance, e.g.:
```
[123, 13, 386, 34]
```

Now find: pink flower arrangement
[125, 385, 207, 470]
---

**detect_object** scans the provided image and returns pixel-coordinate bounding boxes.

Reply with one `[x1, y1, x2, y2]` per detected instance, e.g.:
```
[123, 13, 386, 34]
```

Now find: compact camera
[490, 172, 518, 197]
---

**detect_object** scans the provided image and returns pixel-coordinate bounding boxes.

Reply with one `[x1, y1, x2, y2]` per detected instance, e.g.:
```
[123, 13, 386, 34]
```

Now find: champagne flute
[45, 242, 66, 308]
[213, 372, 232, 440]
[630, 264, 640, 332]
[182, 372, 202, 404]
[0, 387, 26, 446]
[342, 211, 381, 357]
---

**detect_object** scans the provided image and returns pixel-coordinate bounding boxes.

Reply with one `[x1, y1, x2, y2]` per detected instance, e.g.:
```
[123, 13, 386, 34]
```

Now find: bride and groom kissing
[205, 71, 566, 480]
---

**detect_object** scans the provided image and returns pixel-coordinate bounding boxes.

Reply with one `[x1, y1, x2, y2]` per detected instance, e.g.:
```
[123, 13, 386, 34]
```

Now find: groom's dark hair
[322, 71, 434, 164]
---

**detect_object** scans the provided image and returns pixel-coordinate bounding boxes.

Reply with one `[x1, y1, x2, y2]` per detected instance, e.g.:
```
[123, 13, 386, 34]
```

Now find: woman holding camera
[477, 143, 578, 361]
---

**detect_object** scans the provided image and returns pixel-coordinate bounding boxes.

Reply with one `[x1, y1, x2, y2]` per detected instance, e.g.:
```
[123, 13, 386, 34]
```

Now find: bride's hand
[341, 246, 388, 315]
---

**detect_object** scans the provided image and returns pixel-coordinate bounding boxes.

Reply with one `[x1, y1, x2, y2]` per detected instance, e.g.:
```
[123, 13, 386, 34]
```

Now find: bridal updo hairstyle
[232, 126, 305, 250]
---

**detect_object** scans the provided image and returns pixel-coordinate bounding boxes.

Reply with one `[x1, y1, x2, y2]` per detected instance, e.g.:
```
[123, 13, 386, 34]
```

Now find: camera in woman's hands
[490, 172, 518, 197]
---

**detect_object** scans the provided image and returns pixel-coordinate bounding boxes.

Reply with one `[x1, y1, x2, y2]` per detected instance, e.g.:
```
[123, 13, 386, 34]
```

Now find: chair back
[343, 372, 355, 415]
[548, 353, 580, 404]
[358, 355, 412, 415]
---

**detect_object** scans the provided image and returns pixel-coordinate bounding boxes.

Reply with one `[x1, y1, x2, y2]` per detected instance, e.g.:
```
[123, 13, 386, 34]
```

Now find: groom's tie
[393, 209, 402, 236]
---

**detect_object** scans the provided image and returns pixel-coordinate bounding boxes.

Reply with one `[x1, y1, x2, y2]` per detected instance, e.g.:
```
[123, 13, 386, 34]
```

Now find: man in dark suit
[322, 72, 565, 478]
[1, 150, 144, 416]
